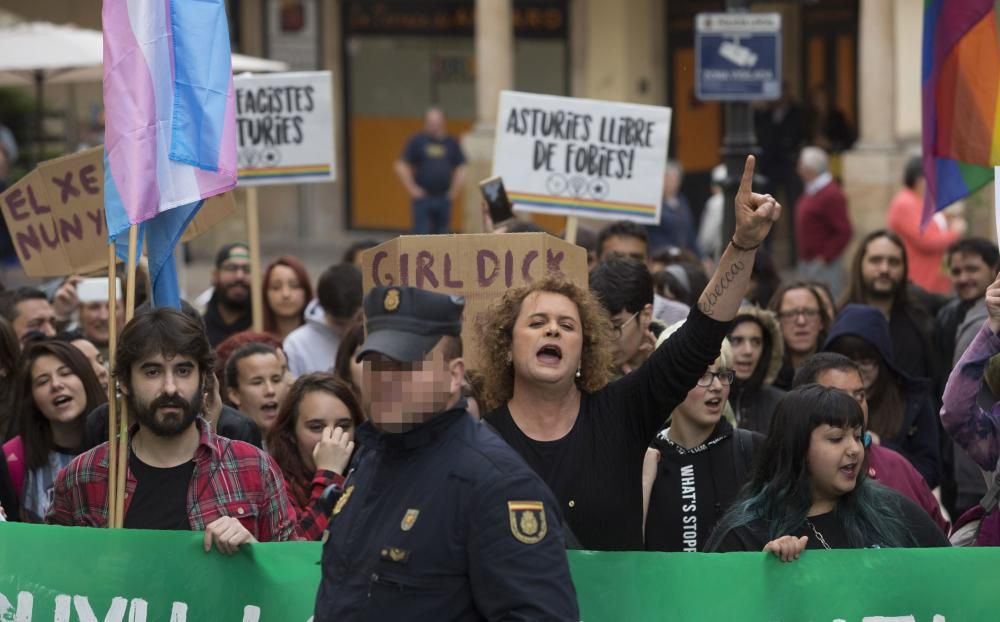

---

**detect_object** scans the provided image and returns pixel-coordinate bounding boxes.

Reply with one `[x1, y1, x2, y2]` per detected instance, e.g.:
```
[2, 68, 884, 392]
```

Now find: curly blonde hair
[476, 274, 614, 412]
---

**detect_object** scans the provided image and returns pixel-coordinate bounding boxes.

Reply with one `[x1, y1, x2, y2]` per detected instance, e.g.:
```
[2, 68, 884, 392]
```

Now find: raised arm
[940, 274, 1000, 469]
[599, 155, 781, 443]
[697, 155, 782, 321]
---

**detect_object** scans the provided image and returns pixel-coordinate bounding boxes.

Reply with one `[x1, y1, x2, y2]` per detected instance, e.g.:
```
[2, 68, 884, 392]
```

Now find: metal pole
[719, 0, 760, 256]
[33, 71, 44, 166]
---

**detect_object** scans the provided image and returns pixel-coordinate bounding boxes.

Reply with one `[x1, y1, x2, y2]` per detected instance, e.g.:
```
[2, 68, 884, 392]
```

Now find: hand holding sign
[733, 155, 781, 248]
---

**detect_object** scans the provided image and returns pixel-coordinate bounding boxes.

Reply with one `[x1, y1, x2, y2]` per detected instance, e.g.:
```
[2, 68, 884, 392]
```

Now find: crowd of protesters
[0, 143, 998, 610]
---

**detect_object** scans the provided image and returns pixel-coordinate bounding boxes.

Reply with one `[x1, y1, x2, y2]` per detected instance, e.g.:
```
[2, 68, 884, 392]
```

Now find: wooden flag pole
[111, 224, 140, 527]
[246, 187, 263, 332]
[564, 215, 579, 245]
[106, 244, 120, 528]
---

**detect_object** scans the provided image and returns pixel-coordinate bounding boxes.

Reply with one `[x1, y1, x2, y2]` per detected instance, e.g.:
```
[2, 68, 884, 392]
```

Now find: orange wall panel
[350, 116, 473, 231]
[673, 48, 720, 171]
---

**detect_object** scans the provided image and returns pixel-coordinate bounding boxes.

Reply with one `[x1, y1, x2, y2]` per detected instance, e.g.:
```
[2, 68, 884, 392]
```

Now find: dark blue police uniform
[313, 285, 579, 621]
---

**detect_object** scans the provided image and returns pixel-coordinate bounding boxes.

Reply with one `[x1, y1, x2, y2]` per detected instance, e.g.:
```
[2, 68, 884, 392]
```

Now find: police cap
[356, 286, 464, 363]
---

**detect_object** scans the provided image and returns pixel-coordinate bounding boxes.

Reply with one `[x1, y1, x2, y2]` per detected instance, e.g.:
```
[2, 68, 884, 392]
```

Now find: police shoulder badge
[508, 501, 547, 544]
[332, 485, 354, 516]
[401, 508, 419, 531]
[384, 288, 400, 312]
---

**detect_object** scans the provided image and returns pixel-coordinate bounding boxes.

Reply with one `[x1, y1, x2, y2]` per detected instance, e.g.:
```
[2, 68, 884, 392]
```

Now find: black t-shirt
[709, 486, 952, 552]
[485, 307, 733, 551]
[644, 422, 761, 552]
[402, 133, 466, 196]
[123, 453, 195, 530]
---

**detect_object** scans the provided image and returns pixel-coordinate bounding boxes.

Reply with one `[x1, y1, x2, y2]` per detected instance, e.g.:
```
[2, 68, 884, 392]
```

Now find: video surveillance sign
[695, 12, 782, 101]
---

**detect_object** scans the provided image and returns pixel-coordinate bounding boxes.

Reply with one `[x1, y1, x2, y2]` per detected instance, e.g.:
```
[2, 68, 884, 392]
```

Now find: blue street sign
[695, 12, 782, 101]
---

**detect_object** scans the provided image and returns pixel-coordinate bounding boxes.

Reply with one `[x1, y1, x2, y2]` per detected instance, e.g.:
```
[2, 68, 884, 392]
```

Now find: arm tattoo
[698, 258, 746, 317]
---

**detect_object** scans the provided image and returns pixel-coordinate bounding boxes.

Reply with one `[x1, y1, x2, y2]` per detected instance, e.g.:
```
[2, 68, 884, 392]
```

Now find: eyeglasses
[612, 311, 640, 340]
[219, 262, 251, 274]
[855, 358, 879, 374]
[777, 308, 820, 323]
[696, 369, 736, 387]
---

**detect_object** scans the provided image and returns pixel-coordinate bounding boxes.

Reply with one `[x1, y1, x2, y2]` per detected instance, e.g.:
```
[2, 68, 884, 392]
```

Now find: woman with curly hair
[478, 156, 781, 550]
[267, 373, 362, 540]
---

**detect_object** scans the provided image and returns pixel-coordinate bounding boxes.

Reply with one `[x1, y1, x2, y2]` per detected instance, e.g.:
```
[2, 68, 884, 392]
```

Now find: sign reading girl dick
[234, 71, 335, 185]
[493, 91, 671, 224]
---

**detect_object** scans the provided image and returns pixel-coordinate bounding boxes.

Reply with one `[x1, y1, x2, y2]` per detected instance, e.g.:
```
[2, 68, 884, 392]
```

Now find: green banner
[1, 522, 996, 620]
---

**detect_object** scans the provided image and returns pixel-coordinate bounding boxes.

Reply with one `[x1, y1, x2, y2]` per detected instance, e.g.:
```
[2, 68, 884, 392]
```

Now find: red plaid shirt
[287, 469, 344, 541]
[46, 418, 296, 541]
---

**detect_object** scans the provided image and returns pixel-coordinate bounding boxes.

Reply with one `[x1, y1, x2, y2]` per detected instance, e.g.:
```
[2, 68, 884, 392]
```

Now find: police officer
[313, 286, 579, 621]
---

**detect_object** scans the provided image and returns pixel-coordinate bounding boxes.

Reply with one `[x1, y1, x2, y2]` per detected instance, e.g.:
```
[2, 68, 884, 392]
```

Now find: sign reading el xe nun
[361, 233, 587, 368]
[0, 146, 234, 278]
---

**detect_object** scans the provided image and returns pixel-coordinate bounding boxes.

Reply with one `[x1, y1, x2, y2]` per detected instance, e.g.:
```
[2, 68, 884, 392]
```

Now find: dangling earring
[506, 351, 513, 365]
[575, 367, 582, 379]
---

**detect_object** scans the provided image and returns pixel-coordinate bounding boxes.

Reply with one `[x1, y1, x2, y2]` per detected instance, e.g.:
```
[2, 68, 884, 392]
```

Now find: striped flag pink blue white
[103, 0, 237, 307]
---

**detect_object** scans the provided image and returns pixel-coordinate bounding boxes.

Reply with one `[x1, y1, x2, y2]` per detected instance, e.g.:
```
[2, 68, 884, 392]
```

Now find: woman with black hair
[706, 384, 949, 558]
[2, 340, 106, 522]
[824, 304, 941, 488]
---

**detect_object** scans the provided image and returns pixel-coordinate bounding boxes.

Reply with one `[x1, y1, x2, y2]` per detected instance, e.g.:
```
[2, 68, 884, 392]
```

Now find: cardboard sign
[492, 90, 671, 224]
[0, 146, 234, 278]
[235, 71, 335, 185]
[361, 233, 587, 368]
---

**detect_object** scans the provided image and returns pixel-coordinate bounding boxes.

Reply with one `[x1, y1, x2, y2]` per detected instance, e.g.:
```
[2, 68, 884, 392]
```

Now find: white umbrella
[0, 21, 288, 160]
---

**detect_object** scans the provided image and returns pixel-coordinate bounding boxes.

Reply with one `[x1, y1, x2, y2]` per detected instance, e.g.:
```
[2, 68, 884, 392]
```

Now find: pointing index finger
[738, 154, 756, 196]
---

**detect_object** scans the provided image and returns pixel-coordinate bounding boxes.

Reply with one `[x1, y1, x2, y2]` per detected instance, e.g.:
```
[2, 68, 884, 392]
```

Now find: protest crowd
[3, 3, 1000, 619]
[2, 132, 999, 614]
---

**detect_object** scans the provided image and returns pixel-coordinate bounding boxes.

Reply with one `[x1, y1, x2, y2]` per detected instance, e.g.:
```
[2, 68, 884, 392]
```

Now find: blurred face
[815, 368, 869, 423]
[807, 424, 864, 504]
[777, 289, 822, 356]
[126, 352, 202, 437]
[227, 353, 288, 432]
[294, 390, 355, 472]
[662, 169, 681, 199]
[861, 237, 904, 299]
[599, 235, 647, 263]
[511, 291, 584, 388]
[31, 354, 88, 424]
[266, 265, 307, 321]
[674, 359, 732, 429]
[361, 340, 462, 433]
[14, 298, 57, 342]
[949, 251, 995, 302]
[730, 321, 764, 381]
[71, 338, 109, 393]
[79, 300, 125, 347]
[609, 307, 650, 369]
[425, 109, 445, 137]
[212, 253, 252, 309]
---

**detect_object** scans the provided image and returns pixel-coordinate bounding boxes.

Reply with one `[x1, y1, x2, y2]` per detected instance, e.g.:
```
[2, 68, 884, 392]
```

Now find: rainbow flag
[921, 0, 1000, 225]
[103, 0, 237, 306]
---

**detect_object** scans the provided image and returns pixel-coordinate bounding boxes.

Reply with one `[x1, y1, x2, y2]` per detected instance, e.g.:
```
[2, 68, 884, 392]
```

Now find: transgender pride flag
[103, 0, 237, 307]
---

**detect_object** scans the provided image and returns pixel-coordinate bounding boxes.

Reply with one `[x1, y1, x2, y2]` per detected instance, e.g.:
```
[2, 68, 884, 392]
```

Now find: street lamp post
[719, 0, 761, 258]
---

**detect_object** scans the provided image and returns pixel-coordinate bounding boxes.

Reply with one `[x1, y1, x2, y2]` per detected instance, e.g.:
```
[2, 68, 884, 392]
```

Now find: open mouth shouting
[703, 396, 723, 414]
[838, 461, 859, 480]
[536, 344, 563, 366]
[52, 394, 74, 410]
[259, 401, 280, 421]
